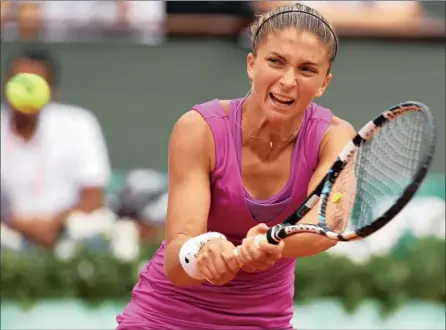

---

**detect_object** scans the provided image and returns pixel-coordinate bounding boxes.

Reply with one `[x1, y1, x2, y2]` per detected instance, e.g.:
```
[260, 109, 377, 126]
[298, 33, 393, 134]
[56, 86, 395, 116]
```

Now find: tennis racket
[244, 100, 436, 247]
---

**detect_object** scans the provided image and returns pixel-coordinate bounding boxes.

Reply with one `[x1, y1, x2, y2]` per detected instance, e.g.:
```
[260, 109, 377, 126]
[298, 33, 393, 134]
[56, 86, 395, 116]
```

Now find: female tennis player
[117, 3, 356, 329]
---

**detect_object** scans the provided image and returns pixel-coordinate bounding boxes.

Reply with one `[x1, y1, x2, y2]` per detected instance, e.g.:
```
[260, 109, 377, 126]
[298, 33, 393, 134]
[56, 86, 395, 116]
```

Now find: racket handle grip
[265, 227, 281, 245]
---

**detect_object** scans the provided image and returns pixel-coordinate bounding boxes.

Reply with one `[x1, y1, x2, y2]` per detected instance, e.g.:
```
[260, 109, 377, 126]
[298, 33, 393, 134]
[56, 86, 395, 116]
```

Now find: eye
[267, 58, 284, 66]
[300, 66, 318, 75]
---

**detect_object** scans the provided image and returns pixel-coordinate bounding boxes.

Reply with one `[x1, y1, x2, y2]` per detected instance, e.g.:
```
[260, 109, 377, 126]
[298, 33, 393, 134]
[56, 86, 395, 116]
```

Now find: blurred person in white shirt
[1, 47, 111, 249]
[253, 1, 424, 29]
[297, 1, 424, 28]
[127, 1, 166, 45]
[0, 1, 41, 41]
[41, 0, 165, 45]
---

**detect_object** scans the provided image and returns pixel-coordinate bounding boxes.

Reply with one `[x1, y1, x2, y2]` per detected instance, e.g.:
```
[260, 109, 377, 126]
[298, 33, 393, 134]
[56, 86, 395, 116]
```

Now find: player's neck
[10, 110, 39, 141]
[242, 96, 303, 145]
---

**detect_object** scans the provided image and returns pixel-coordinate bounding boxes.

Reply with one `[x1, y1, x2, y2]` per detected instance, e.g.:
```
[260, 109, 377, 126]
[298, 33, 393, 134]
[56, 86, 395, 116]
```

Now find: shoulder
[307, 102, 354, 136]
[43, 102, 105, 142]
[172, 96, 242, 146]
[169, 110, 215, 173]
[191, 98, 234, 118]
[174, 96, 237, 137]
[170, 106, 224, 172]
[171, 109, 214, 150]
[307, 102, 334, 123]
[45, 102, 101, 127]
[218, 100, 231, 115]
[173, 109, 211, 134]
[319, 115, 356, 155]
[327, 115, 355, 135]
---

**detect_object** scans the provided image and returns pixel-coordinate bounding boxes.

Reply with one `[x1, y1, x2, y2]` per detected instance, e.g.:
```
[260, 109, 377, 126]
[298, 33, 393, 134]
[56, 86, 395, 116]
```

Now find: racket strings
[386, 114, 424, 174]
[325, 153, 357, 233]
[374, 118, 421, 175]
[350, 110, 428, 231]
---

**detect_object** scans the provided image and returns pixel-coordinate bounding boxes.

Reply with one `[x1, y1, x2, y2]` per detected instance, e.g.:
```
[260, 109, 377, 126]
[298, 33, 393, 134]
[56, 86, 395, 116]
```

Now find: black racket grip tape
[266, 228, 280, 245]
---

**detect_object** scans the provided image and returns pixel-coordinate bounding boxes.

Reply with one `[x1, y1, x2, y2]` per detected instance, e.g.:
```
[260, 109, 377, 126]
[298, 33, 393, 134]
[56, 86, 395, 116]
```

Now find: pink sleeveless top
[116, 98, 333, 330]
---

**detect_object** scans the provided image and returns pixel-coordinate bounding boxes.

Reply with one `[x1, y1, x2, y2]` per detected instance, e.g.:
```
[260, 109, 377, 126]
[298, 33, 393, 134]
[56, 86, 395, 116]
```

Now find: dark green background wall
[2, 39, 444, 172]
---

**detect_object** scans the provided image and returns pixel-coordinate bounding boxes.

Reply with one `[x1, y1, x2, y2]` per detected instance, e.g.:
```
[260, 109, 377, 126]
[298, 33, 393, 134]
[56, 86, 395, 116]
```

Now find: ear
[315, 72, 332, 98]
[247, 52, 256, 82]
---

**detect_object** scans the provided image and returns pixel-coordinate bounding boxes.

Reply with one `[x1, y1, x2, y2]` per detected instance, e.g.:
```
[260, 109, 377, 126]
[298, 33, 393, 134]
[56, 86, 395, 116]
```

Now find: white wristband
[179, 232, 226, 280]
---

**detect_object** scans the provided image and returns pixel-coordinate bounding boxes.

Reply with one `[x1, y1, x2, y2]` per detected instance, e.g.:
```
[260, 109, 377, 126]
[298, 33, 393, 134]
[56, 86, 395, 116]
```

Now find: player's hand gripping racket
[237, 101, 436, 251]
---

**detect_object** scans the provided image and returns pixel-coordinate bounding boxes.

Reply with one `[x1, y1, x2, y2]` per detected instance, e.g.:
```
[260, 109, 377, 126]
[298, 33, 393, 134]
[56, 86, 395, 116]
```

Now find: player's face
[9, 58, 52, 87]
[247, 28, 332, 123]
[5, 58, 52, 116]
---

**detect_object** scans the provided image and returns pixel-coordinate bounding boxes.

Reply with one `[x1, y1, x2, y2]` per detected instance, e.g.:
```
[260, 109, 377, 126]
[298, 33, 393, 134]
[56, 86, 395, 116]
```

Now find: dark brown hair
[250, 3, 338, 66]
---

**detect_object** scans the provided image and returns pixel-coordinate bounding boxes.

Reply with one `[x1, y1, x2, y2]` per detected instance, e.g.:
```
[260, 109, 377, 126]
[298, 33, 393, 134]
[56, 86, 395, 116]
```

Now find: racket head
[319, 101, 436, 241]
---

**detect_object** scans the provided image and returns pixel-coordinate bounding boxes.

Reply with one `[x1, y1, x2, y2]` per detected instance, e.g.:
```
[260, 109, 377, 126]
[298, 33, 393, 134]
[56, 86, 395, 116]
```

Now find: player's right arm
[163, 110, 213, 287]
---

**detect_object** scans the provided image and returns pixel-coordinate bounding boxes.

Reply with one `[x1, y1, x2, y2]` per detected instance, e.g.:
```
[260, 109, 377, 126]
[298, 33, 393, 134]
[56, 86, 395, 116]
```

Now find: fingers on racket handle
[254, 234, 267, 247]
[233, 234, 267, 256]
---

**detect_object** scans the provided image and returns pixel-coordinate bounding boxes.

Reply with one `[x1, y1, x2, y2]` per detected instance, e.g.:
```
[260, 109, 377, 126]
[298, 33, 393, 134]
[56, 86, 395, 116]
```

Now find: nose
[279, 68, 297, 88]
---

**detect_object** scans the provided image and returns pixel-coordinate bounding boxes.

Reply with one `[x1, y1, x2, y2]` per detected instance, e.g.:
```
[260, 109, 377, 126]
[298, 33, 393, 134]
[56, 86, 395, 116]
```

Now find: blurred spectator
[16, 1, 43, 41]
[1, 1, 165, 45]
[126, 1, 166, 45]
[1, 1, 39, 41]
[250, 1, 291, 14]
[252, 1, 441, 37]
[298, 1, 425, 29]
[116, 169, 168, 242]
[1, 47, 111, 250]
[43, 0, 165, 45]
[42, 1, 130, 41]
[0, 1, 13, 26]
[166, 1, 254, 36]
[1, 0, 441, 43]
[1, 182, 12, 222]
[0, 0, 46, 41]
[1, 1, 46, 42]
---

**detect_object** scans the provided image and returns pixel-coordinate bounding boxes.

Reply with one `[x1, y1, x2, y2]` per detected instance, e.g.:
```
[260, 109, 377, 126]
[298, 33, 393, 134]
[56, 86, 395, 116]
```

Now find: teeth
[272, 94, 293, 102]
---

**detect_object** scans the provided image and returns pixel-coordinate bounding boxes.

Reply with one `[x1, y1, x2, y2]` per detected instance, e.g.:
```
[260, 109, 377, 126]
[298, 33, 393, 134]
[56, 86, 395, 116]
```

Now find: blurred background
[1, 1, 445, 329]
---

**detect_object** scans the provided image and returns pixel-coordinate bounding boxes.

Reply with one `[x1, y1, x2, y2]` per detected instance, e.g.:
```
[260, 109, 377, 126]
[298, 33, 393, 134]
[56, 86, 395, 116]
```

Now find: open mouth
[269, 93, 295, 107]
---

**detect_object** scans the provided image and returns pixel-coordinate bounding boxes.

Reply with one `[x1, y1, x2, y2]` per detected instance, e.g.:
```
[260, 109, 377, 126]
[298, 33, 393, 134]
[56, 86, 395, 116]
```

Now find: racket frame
[265, 101, 436, 244]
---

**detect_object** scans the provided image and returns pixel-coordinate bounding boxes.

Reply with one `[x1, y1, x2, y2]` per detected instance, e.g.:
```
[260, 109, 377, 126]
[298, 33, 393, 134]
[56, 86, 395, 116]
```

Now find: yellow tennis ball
[332, 192, 343, 203]
[6, 73, 51, 114]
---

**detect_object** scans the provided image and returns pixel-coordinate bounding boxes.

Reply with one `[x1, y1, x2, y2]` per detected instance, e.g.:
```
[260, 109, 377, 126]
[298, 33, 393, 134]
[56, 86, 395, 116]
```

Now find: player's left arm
[281, 117, 356, 258]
